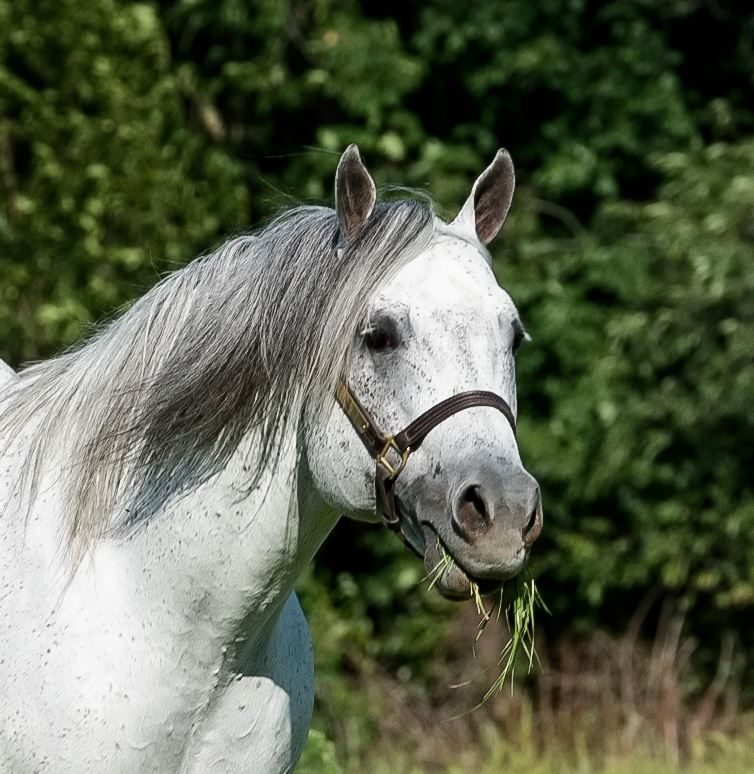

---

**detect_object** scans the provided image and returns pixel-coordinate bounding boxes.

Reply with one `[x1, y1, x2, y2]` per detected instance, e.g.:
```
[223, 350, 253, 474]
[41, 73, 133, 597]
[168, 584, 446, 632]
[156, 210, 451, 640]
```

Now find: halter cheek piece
[336, 381, 517, 546]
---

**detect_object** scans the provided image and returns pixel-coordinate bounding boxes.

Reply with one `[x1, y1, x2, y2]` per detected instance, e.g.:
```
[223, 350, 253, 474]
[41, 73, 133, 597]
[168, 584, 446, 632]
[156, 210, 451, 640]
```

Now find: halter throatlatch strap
[335, 380, 517, 539]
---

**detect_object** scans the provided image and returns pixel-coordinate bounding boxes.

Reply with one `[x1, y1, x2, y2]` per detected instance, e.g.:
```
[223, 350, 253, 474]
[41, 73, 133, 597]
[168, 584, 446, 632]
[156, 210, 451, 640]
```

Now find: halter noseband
[336, 380, 517, 546]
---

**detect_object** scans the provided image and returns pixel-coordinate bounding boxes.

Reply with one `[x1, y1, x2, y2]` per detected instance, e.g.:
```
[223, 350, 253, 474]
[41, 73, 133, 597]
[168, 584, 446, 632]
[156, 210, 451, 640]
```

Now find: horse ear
[335, 144, 376, 242]
[452, 149, 515, 245]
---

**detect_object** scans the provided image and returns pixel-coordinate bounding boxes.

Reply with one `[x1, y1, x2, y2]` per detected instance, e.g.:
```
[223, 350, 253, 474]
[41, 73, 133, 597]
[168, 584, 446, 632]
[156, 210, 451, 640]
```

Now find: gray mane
[1, 201, 435, 562]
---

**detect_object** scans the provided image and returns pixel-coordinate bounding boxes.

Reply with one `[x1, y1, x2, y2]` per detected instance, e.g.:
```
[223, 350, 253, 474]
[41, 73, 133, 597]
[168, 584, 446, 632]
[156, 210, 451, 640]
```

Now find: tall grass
[302, 600, 744, 773]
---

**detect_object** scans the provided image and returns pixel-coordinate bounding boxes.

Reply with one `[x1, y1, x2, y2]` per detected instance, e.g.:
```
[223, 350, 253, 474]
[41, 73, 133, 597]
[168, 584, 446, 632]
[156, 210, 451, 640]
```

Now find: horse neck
[68, 426, 340, 660]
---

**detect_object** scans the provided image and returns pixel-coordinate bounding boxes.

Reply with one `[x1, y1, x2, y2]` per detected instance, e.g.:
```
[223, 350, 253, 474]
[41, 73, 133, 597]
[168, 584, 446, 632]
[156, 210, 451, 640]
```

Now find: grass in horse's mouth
[425, 539, 548, 702]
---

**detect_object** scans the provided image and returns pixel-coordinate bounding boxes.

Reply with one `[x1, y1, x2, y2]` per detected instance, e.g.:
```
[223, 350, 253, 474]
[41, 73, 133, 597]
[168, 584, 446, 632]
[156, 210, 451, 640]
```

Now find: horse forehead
[379, 236, 513, 319]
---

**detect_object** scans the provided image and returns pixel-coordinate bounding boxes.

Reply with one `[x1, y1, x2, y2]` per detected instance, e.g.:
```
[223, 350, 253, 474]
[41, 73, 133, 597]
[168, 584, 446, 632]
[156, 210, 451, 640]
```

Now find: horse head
[306, 146, 542, 599]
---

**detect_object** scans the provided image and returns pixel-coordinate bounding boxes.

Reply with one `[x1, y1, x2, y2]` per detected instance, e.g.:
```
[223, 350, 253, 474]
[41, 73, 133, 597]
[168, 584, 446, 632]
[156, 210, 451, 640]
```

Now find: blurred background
[1, 1, 753, 771]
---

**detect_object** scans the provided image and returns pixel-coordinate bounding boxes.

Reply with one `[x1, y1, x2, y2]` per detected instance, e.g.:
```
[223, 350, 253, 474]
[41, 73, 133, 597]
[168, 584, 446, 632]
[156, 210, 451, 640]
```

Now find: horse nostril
[522, 503, 542, 546]
[453, 485, 490, 541]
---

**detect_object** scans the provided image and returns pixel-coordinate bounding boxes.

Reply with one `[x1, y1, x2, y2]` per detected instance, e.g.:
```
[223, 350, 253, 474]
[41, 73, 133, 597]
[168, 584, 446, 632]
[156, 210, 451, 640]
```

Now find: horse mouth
[421, 524, 505, 601]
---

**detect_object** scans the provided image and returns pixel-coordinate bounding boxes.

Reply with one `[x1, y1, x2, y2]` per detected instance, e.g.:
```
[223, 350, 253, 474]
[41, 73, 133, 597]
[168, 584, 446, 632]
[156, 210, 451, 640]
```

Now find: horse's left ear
[335, 144, 376, 243]
[452, 149, 515, 245]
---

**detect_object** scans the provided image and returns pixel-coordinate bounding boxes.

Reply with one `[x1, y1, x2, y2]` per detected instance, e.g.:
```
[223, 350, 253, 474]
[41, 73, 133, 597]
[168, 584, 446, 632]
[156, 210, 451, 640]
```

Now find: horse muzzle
[411, 462, 543, 600]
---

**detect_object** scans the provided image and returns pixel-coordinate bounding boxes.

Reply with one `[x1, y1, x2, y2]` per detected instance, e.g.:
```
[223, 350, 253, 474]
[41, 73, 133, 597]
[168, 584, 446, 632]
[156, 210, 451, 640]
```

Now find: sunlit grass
[424, 539, 548, 700]
[478, 575, 548, 701]
[301, 725, 754, 774]
[424, 540, 454, 593]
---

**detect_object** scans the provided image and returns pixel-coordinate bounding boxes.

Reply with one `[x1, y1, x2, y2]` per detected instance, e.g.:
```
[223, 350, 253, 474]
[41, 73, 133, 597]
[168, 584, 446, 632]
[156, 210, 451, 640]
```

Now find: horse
[0, 145, 542, 773]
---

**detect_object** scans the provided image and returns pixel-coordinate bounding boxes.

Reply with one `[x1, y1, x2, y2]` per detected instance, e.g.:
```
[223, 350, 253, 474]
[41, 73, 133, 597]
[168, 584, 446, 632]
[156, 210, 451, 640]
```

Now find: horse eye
[362, 316, 399, 352]
[364, 326, 396, 352]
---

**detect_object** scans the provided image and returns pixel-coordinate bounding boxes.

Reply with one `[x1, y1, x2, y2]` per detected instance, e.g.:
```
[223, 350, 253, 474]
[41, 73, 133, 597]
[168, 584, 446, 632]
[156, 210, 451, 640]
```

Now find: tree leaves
[0, 0, 247, 363]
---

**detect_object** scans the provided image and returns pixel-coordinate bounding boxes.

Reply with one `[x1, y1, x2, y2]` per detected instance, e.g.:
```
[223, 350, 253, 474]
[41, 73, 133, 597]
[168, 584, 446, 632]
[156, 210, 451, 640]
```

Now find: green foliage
[297, 728, 344, 774]
[2, 0, 753, 765]
[502, 141, 754, 630]
[160, 0, 426, 206]
[412, 0, 699, 200]
[0, 0, 246, 362]
[157, 0, 754, 212]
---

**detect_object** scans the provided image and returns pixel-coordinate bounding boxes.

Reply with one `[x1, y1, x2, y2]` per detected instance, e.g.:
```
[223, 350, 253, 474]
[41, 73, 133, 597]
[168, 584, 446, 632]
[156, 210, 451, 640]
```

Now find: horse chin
[422, 526, 504, 601]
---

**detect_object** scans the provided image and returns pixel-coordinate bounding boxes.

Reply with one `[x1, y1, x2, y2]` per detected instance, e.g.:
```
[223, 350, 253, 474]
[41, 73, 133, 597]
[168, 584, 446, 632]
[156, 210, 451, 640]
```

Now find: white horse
[0, 146, 541, 773]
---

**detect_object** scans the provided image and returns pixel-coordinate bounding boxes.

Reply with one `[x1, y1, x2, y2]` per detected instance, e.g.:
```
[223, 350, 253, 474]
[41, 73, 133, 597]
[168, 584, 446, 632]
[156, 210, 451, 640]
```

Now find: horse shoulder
[185, 592, 314, 774]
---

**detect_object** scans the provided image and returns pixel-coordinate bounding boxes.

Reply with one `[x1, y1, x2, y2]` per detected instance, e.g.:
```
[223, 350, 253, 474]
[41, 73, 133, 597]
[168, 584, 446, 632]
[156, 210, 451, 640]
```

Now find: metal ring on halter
[376, 438, 411, 480]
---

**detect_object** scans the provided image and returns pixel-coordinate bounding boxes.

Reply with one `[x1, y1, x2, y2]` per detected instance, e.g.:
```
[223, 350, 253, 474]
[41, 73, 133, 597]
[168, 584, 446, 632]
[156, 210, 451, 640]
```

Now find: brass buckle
[377, 437, 411, 480]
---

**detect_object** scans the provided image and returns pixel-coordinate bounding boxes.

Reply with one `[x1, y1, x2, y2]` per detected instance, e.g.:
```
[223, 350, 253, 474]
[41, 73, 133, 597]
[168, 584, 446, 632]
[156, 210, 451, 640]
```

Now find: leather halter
[336, 380, 517, 543]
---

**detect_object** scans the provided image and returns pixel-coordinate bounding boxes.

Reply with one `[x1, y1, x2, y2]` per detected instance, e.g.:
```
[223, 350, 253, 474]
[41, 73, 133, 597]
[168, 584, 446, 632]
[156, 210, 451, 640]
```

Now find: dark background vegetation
[1, 1, 753, 770]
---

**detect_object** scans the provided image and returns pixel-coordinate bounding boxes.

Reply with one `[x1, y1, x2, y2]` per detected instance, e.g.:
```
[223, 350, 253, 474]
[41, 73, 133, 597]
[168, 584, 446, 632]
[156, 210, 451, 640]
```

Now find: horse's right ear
[452, 149, 515, 245]
[335, 144, 376, 243]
